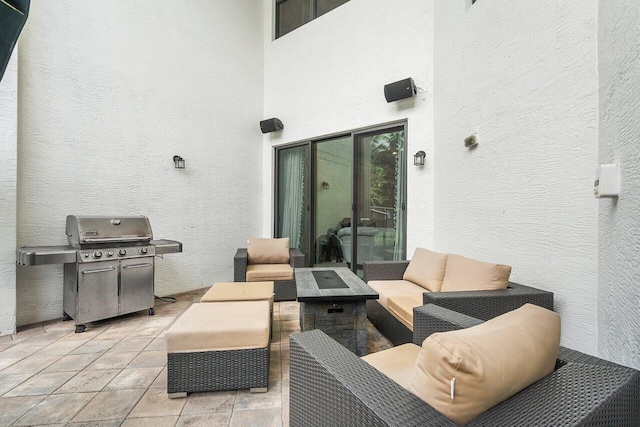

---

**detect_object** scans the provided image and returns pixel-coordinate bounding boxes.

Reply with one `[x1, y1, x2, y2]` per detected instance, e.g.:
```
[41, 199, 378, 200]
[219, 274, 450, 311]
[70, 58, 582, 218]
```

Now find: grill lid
[66, 215, 153, 247]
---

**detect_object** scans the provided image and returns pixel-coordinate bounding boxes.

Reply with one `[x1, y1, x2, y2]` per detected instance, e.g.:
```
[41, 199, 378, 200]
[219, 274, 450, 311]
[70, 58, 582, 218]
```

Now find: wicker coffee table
[295, 267, 378, 356]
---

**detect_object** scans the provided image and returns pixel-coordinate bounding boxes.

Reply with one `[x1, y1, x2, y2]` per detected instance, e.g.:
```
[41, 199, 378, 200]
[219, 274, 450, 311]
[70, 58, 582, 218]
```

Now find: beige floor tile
[234, 380, 282, 411]
[71, 339, 121, 355]
[71, 388, 146, 422]
[36, 339, 86, 356]
[0, 395, 46, 425]
[109, 337, 154, 353]
[0, 355, 22, 371]
[230, 407, 282, 427]
[66, 419, 124, 426]
[127, 350, 167, 368]
[4, 370, 76, 397]
[182, 390, 235, 415]
[13, 392, 96, 425]
[0, 353, 61, 376]
[104, 366, 163, 390]
[87, 351, 139, 370]
[128, 387, 187, 418]
[177, 413, 232, 427]
[44, 352, 101, 373]
[149, 366, 167, 389]
[54, 369, 120, 394]
[144, 335, 166, 351]
[121, 415, 179, 427]
[0, 373, 31, 396]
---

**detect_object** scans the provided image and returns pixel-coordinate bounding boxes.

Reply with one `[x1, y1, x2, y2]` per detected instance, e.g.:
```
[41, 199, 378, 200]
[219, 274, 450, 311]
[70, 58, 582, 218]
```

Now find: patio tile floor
[0, 288, 392, 426]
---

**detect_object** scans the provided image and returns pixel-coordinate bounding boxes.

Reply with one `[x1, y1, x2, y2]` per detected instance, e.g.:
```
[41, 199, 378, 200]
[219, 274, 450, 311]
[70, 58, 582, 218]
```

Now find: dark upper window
[276, 0, 349, 39]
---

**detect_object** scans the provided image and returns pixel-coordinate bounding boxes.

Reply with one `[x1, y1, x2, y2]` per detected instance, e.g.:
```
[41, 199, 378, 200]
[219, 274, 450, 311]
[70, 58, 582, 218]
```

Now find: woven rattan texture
[413, 303, 484, 344]
[290, 330, 456, 427]
[233, 247, 304, 301]
[363, 260, 410, 282]
[365, 299, 413, 346]
[167, 347, 269, 394]
[290, 328, 640, 426]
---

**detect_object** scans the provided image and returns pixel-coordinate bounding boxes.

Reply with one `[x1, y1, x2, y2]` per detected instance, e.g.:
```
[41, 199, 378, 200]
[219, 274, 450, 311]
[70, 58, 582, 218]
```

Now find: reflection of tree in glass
[370, 132, 404, 207]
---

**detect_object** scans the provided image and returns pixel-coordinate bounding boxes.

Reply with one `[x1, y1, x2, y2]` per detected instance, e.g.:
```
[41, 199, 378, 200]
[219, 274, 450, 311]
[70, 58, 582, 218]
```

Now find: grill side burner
[17, 215, 182, 333]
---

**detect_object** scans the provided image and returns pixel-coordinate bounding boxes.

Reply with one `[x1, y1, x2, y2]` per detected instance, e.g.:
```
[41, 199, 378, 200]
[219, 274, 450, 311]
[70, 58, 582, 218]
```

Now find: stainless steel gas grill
[17, 215, 182, 333]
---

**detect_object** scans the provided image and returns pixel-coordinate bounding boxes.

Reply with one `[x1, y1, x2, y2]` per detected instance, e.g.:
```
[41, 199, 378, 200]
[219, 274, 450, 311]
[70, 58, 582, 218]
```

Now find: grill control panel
[78, 246, 155, 263]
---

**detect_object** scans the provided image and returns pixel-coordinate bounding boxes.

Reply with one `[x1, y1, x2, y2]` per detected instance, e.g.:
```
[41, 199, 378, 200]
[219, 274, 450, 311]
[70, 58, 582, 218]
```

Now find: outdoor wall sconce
[321, 181, 330, 190]
[173, 155, 185, 169]
[414, 151, 426, 166]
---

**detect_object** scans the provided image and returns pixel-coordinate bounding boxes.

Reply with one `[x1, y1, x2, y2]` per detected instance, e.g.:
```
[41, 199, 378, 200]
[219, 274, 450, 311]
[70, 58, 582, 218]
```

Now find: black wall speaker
[384, 78, 416, 103]
[260, 118, 284, 133]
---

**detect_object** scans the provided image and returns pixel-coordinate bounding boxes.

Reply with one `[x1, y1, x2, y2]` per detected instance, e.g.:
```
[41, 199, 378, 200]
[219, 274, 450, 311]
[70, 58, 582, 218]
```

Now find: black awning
[0, 0, 29, 82]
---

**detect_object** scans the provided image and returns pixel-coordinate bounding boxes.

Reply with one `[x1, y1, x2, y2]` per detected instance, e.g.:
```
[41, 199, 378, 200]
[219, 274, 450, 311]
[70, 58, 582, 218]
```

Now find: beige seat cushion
[387, 295, 423, 330]
[367, 280, 426, 310]
[440, 254, 511, 292]
[409, 304, 560, 425]
[403, 248, 448, 292]
[247, 237, 290, 264]
[246, 264, 294, 281]
[362, 343, 421, 389]
[201, 281, 274, 303]
[166, 301, 270, 353]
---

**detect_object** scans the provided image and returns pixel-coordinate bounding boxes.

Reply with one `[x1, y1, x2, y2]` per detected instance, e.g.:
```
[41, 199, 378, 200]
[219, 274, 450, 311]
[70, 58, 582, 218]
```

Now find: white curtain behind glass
[280, 147, 305, 249]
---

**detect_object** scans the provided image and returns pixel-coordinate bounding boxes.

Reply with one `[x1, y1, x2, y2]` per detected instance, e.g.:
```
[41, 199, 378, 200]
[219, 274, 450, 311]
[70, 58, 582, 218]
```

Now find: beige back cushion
[247, 237, 290, 264]
[440, 254, 511, 292]
[403, 248, 448, 292]
[409, 304, 560, 425]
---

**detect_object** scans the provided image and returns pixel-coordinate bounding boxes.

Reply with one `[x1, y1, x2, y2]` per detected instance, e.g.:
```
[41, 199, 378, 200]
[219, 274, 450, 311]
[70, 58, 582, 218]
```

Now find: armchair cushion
[403, 248, 448, 292]
[246, 264, 293, 282]
[440, 254, 511, 292]
[247, 237, 290, 264]
[409, 303, 560, 425]
[362, 343, 421, 389]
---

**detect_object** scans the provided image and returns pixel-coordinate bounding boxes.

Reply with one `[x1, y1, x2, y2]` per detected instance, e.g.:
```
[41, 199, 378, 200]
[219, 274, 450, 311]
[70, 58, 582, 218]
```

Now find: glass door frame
[274, 120, 408, 273]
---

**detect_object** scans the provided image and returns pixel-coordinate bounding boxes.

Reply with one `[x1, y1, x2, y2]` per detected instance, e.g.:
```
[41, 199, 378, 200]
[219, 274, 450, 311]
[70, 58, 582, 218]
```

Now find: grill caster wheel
[63, 312, 72, 321]
[149, 308, 155, 316]
[75, 324, 86, 334]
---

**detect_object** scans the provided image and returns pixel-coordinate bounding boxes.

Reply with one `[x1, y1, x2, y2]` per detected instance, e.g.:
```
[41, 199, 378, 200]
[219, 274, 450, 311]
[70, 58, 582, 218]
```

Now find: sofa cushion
[166, 301, 270, 353]
[367, 280, 426, 310]
[387, 295, 423, 330]
[403, 248, 448, 292]
[409, 304, 560, 425]
[440, 254, 511, 292]
[246, 264, 294, 282]
[361, 343, 421, 390]
[201, 281, 274, 308]
[247, 237, 290, 264]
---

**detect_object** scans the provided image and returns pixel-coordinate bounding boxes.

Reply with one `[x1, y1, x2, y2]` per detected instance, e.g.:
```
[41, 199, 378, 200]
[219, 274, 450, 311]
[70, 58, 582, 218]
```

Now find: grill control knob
[93, 251, 102, 259]
[140, 247, 148, 255]
[118, 249, 127, 256]
[107, 251, 114, 257]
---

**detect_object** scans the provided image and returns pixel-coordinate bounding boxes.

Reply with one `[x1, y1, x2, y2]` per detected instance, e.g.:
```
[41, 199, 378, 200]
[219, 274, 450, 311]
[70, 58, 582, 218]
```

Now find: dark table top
[295, 267, 379, 302]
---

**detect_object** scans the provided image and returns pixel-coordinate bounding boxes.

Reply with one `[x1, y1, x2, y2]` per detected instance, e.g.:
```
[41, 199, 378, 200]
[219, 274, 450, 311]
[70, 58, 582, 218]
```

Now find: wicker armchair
[234, 247, 304, 302]
[290, 309, 640, 427]
[363, 260, 554, 345]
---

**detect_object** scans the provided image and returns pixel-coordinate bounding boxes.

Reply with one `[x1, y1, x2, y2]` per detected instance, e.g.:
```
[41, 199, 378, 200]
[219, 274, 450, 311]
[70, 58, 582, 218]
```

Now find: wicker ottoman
[166, 301, 271, 398]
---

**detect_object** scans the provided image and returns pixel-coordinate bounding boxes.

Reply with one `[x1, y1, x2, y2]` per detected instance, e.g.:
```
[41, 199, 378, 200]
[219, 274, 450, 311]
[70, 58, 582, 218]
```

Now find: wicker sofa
[289, 305, 640, 426]
[364, 258, 554, 345]
[234, 241, 304, 302]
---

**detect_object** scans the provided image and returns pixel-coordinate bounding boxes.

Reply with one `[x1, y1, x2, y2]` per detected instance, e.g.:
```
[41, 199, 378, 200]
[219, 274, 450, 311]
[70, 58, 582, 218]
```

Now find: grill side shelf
[151, 239, 182, 255]
[16, 246, 76, 266]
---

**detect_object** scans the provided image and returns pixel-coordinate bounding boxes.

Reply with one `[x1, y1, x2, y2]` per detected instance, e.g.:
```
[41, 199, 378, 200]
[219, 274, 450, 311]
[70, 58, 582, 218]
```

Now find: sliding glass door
[275, 122, 406, 274]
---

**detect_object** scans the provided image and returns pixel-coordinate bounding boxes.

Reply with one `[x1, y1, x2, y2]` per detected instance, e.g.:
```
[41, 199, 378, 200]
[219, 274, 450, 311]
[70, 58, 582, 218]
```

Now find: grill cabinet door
[77, 261, 119, 324]
[119, 257, 155, 315]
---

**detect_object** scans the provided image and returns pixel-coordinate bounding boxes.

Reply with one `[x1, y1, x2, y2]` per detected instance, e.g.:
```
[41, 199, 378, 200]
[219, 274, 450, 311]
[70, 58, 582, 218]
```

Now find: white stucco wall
[597, 1, 640, 369]
[15, 1, 264, 326]
[262, 0, 434, 254]
[0, 51, 18, 336]
[433, 0, 599, 354]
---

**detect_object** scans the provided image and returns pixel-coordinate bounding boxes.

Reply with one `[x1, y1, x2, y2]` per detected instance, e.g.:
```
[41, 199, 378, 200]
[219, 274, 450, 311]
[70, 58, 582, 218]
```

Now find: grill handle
[123, 263, 153, 269]
[82, 237, 151, 243]
[82, 267, 116, 274]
